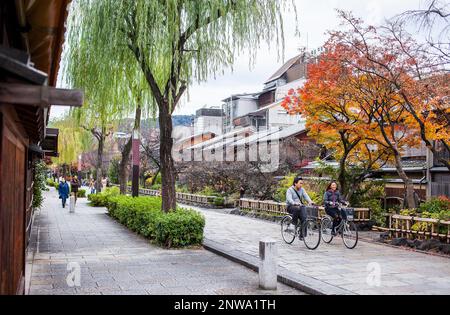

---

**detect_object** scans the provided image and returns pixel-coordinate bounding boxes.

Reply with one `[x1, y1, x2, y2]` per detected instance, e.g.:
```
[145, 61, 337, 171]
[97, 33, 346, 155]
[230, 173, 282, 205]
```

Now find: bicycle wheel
[302, 219, 321, 250]
[321, 216, 334, 244]
[281, 215, 296, 244]
[342, 221, 358, 249]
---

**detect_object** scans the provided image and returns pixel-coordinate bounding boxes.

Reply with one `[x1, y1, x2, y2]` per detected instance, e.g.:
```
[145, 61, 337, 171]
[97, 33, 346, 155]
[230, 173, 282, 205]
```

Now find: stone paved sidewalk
[27, 190, 303, 295]
[188, 206, 450, 295]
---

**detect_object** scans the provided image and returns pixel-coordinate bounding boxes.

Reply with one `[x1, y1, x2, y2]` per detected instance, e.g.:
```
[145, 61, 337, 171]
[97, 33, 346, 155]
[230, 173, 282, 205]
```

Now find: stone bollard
[259, 238, 277, 290]
[69, 195, 75, 213]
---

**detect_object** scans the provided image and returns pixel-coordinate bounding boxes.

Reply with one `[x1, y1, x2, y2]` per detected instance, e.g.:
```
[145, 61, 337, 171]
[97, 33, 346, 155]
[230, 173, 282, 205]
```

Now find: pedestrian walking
[101, 176, 107, 192]
[71, 175, 80, 205]
[239, 186, 246, 199]
[89, 178, 96, 194]
[58, 178, 70, 208]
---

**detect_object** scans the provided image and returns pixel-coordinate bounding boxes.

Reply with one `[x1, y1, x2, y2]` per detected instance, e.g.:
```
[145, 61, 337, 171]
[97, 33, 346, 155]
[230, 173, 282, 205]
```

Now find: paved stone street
[27, 190, 303, 295]
[189, 206, 450, 295]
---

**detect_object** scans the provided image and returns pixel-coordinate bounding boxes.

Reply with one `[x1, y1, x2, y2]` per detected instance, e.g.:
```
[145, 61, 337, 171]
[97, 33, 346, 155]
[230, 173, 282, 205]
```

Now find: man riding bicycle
[286, 177, 314, 239]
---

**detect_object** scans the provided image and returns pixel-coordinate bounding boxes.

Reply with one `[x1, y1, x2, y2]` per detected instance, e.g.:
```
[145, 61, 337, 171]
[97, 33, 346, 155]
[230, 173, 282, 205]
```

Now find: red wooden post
[132, 130, 140, 197]
[77, 154, 82, 181]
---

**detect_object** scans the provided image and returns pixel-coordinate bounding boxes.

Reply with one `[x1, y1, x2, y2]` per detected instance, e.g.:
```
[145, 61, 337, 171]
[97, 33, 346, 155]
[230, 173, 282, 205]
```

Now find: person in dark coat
[71, 175, 80, 205]
[239, 186, 246, 199]
[323, 181, 348, 236]
[58, 178, 70, 208]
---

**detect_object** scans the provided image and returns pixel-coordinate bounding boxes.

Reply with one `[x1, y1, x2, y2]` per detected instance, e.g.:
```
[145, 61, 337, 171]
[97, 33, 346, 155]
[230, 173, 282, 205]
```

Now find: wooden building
[0, 0, 82, 295]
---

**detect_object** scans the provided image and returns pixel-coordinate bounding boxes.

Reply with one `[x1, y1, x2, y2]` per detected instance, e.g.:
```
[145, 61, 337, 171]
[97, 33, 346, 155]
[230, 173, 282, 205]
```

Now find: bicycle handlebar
[325, 201, 350, 207]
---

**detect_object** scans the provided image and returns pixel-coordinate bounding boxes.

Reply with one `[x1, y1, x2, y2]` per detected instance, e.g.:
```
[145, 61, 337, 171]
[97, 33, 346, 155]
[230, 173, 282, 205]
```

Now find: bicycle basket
[305, 206, 319, 218]
[343, 208, 355, 221]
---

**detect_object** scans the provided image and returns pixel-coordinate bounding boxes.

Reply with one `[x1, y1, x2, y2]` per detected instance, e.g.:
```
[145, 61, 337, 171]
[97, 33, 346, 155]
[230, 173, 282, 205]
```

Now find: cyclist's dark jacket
[323, 190, 345, 210]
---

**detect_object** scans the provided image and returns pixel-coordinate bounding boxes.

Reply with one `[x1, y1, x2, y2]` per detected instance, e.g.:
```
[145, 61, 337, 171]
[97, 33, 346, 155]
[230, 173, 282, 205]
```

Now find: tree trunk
[393, 153, 416, 209]
[159, 103, 177, 212]
[345, 181, 362, 202]
[119, 139, 132, 194]
[338, 157, 347, 196]
[344, 172, 372, 202]
[150, 168, 160, 186]
[119, 105, 142, 194]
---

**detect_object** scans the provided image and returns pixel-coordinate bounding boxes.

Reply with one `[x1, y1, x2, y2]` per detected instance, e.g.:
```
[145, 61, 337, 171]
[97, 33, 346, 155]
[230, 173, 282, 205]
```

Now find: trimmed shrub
[418, 196, 450, 214]
[88, 186, 120, 207]
[106, 195, 121, 216]
[47, 178, 60, 190]
[213, 197, 225, 207]
[111, 196, 161, 235]
[102, 194, 205, 248]
[154, 208, 205, 248]
[401, 197, 450, 235]
[46, 178, 55, 187]
[78, 189, 87, 198]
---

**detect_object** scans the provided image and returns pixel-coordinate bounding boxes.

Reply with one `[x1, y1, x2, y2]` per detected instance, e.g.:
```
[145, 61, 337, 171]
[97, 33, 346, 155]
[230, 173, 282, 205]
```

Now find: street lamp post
[78, 154, 82, 182]
[132, 129, 140, 197]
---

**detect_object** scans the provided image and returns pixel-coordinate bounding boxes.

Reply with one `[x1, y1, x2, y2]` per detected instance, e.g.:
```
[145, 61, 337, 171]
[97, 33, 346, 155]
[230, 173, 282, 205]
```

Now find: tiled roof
[264, 54, 302, 84]
[381, 159, 427, 171]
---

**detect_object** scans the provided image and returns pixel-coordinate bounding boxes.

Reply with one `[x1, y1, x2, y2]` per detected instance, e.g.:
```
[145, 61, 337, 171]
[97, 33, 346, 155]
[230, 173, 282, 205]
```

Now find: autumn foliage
[282, 11, 449, 207]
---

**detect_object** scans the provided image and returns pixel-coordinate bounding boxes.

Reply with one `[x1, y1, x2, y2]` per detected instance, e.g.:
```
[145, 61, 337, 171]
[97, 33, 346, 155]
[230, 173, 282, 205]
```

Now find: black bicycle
[281, 206, 321, 250]
[320, 202, 358, 249]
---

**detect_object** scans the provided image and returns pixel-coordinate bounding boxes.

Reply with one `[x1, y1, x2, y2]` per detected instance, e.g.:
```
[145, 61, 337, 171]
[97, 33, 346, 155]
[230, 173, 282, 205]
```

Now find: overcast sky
[51, 0, 427, 119]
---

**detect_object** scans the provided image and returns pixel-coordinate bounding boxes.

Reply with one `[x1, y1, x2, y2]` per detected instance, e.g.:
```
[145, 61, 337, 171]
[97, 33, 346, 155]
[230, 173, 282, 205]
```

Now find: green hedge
[154, 208, 205, 248]
[88, 187, 120, 206]
[212, 196, 225, 207]
[91, 191, 205, 248]
[46, 178, 54, 187]
[418, 196, 450, 215]
[400, 197, 450, 234]
[78, 189, 87, 198]
[108, 196, 162, 237]
[46, 178, 59, 190]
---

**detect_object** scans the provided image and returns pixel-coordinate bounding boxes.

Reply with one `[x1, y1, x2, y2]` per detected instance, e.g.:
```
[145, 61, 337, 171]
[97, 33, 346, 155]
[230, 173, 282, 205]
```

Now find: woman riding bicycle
[323, 181, 348, 236]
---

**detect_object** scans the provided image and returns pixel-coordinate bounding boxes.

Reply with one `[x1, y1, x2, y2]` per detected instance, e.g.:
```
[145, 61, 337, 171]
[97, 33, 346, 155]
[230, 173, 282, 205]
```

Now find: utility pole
[132, 129, 140, 197]
[77, 154, 82, 181]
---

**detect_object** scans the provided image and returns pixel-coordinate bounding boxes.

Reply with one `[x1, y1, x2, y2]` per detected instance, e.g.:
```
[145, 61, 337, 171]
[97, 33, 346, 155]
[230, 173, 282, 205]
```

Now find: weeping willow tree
[50, 116, 92, 166]
[64, 0, 296, 211]
[63, 1, 153, 193]
[49, 116, 93, 176]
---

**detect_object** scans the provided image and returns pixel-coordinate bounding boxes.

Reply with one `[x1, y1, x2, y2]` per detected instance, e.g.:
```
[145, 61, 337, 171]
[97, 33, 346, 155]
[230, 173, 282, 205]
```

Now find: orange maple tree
[335, 12, 450, 173]
[282, 15, 430, 207]
[283, 11, 450, 208]
[282, 44, 394, 199]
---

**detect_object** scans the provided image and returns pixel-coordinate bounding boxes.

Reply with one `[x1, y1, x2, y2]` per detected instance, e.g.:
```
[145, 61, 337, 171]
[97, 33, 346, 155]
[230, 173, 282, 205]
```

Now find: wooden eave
[41, 127, 59, 157]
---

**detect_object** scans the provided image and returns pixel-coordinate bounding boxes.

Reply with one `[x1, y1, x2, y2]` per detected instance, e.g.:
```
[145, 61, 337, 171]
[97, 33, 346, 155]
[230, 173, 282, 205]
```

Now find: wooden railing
[121, 186, 161, 197]
[138, 188, 161, 196]
[116, 186, 372, 220]
[175, 192, 218, 206]
[239, 198, 371, 222]
[117, 185, 223, 207]
[377, 213, 450, 243]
